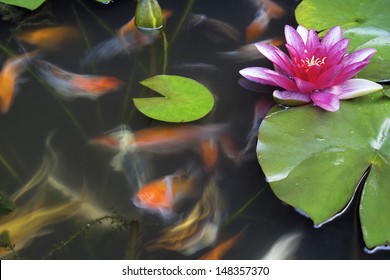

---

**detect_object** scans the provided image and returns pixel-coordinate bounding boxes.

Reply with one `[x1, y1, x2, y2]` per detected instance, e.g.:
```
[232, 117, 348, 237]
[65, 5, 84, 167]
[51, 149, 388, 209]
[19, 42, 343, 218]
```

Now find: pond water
[1, 0, 389, 260]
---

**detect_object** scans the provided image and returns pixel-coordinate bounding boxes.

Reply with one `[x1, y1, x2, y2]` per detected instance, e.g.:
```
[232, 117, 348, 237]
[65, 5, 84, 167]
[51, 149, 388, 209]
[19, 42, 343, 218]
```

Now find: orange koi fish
[146, 175, 226, 255]
[90, 123, 229, 154]
[82, 10, 172, 66]
[17, 26, 80, 50]
[199, 139, 219, 172]
[35, 60, 123, 100]
[132, 169, 196, 218]
[199, 229, 246, 260]
[0, 51, 37, 114]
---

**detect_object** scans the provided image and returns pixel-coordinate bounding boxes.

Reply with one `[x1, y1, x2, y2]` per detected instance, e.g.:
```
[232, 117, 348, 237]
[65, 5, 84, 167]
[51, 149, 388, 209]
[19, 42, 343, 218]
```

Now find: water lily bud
[135, 0, 164, 32]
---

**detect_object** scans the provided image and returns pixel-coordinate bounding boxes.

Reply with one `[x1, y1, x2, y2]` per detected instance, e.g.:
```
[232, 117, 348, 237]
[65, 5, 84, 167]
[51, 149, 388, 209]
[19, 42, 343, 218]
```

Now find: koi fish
[132, 168, 197, 218]
[186, 13, 241, 43]
[220, 37, 284, 62]
[90, 123, 229, 154]
[35, 60, 123, 100]
[146, 175, 226, 255]
[246, 0, 285, 43]
[199, 139, 219, 172]
[198, 229, 245, 260]
[0, 51, 37, 114]
[0, 199, 81, 259]
[17, 26, 80, 50]
[82, 10, 172, 66]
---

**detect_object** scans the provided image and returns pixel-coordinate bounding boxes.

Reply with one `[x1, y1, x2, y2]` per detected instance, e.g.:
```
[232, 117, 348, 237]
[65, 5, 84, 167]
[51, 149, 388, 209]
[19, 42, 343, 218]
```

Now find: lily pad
[295, 0, 390, 33]
[257, 93, 390, 248]
[133, 75, 215, 123]
[343, 26, 390, 52]
[0, 0, 45, 10]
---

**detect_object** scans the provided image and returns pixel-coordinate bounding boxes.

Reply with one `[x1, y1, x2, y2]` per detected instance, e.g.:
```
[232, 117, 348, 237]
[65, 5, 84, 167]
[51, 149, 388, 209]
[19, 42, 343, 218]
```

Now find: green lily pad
[133, 75, 215, 123]
[295, 0, 390, 33]
[343, 26, 390, 52]
[354, 36, 390, 81]
[0, 0, 45, 10]
[257, 93, 390, 248]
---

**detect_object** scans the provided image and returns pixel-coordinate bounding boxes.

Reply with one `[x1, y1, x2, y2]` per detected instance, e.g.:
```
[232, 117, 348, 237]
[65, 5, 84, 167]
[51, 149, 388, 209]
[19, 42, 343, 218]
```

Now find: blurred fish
[35, 60, 123, 100]
[17, 26, 80, 50]
[82, 10, 172, 66]
[199, 229, 245, 260]
[90, 123, 229, 154]
[187, 13, 241, 43]
[132, 168, 197, 219]
[0, 199, 81, 258]
[146, 175, 226, 255]
[172, 63, 219, 73]
[220, 37, 284, 62]
[199, 139, 219, 172]
[246, 0, 286, 43]
[261, 231, 302, 260]
[0, 51, 37, 114]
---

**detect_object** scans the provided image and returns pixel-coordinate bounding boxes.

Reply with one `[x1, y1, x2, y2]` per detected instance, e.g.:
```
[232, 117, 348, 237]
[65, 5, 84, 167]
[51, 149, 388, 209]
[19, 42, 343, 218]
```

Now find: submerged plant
[240, 25, 383, 111]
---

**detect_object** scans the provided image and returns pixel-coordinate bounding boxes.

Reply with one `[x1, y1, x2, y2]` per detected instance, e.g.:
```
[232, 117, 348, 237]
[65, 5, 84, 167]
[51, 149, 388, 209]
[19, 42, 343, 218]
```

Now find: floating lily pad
[295, 0, 390, 33]
[0, 0, 45, 10]
[133, 75, 215, 123]
[257, 93, 390, 248]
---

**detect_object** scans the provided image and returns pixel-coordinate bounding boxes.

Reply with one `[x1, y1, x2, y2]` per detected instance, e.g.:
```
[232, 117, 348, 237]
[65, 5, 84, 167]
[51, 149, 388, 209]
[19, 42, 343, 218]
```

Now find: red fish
[35, 60, 123, 100]
[0, 51, 37, 114]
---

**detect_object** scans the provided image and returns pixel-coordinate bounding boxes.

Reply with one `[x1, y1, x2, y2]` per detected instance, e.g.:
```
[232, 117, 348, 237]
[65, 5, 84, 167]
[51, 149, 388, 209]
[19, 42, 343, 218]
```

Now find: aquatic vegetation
[240, 24, 382, 111]
[133, 75, 215, 122]
[0, 0, 45, 10]
[135, 0, 164, 31]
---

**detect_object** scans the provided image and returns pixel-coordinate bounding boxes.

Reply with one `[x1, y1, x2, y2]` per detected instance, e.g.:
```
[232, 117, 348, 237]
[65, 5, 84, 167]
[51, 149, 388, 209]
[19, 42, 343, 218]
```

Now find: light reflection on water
[0, 0, 389, 260]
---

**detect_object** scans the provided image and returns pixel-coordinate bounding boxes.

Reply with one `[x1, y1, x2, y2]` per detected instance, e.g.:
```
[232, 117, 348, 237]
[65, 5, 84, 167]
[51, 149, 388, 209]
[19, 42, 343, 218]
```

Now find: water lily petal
[285, 25, 305, 53]
[240, 67, 298, 91]
[273, 90, 311, 106]
[239, 67, 280, 87]
[310, 91, 340, 111]
[295, 77, 316, 93]
[305, 29, 321, 56]
[285, 43, 300, 63]
[341, 48, 376, 67]
[316, 64, 343, 89]
[321, 26, 343, 51]
[330, 79, 383, 99]
[296, 25, 308, 44]
[334, 61, 370, 84]
[325, 38, 349, 66]
[255, 43, 294, 76]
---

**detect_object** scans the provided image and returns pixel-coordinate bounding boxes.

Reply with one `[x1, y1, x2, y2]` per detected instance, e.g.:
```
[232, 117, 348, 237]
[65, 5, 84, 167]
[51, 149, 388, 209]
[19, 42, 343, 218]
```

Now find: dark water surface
[1, 0, 389, 260]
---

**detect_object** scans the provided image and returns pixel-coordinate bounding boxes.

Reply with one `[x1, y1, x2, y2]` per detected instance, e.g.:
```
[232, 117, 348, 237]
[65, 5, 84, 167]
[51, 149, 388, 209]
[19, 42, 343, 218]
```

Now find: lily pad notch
[133, 75, 215, 123]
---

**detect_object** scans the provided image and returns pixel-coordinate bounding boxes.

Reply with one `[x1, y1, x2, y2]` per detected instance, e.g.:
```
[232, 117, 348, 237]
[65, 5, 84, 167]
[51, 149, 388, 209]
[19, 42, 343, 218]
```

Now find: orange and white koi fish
[132, 169, 197, 218]
[82, 10, 172, 66]
[17, 26, 80, 50]
[186, 13, 241, 43]
[146, 175, 226, 255]
[0, 51, 37, 114]
[90, 123, 229, 154]
[199, 139, 219, 172]
[260, 232, 302, 260]
[246, 0, 285, 43]
[220, 37, 284, 62]
[35, 60, 123, 100]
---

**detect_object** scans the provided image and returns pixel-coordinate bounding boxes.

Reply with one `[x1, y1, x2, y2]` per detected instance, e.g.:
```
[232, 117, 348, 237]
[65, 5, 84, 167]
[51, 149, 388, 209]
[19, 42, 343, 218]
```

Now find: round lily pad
[133, 75, 215, 123]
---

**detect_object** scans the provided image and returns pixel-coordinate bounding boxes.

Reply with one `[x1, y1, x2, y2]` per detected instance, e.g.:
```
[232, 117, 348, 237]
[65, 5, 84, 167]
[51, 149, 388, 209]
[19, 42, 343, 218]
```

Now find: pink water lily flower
[239, 25, 383, 111]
